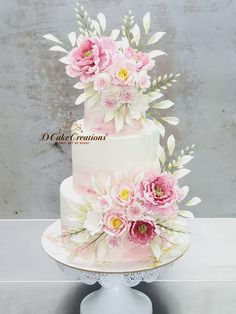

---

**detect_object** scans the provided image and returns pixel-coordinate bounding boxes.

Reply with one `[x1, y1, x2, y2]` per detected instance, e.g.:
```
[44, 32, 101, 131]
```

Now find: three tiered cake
[44, 2, 201, 266]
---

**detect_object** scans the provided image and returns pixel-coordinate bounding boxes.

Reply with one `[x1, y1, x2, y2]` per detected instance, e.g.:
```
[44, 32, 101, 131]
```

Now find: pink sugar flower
[120, 87, 137, 103]
[124, 47, 155, 71]
[94, 73, 111, 91]
[66, 37, 115, 82]
[126, 203, 143, 221]
[140, 172, 181, 216]
[129, 220, 156, 245]
[96, 195, 112, 212]
[137, 70, 151, 89]
[100, 86, 121, 109]
[111, 182, 136, 206]
[103, 211, 128, 237]
[110, 53, 137, 86]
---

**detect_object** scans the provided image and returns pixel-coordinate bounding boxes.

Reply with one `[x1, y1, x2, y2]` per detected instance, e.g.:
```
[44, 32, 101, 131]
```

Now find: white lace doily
[75, 268, 160, 287]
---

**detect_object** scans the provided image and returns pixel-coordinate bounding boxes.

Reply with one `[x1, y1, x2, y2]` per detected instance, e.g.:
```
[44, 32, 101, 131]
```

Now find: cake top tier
[44, 5, 180, 135]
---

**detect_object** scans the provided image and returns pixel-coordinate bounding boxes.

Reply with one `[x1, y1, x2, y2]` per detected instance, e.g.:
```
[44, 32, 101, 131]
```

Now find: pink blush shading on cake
[84, 101, 142, 135]
[102, 241, 153, 263]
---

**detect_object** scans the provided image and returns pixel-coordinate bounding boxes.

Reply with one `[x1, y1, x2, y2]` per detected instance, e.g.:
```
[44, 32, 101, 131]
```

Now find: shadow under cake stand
[41, 220, 189, 314]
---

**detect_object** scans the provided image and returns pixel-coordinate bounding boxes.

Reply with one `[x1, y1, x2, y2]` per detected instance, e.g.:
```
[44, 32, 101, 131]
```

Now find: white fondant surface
[72, 119, 159, 193]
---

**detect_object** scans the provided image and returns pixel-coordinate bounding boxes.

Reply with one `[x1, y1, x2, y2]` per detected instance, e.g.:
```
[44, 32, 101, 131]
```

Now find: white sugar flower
[84, 210, 103, 236]
[129, 92, 149, 120]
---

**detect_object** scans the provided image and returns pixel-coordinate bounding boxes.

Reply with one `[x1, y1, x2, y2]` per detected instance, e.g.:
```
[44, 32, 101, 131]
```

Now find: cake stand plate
[41, 220, 189, 273]
[41, 220, 189, 314]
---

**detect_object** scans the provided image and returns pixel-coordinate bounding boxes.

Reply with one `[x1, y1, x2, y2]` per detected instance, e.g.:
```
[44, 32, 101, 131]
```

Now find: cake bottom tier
[60, 176, 154, 264]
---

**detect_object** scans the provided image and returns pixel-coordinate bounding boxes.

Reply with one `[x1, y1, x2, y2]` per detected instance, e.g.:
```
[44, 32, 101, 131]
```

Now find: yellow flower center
[139, 224, 148, 234]
[119, 188, 130, 201]
[156, 186, 164, 197]
[110, 217, 123, 229]
[117, 68, 129, 81]
[84, 50, 92, 57]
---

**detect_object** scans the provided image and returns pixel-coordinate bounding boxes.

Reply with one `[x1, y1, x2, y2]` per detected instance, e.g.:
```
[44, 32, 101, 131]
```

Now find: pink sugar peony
[140, 172, 181, 216]
[66, 37, 115, 82]
[124, 47, 155, 71]
[103, 211, 128, 237]
[111, 182, 136, 206]
[129, 220, 156, 245]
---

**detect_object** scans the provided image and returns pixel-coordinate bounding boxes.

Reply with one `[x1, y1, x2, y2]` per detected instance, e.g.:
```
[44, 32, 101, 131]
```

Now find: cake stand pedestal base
[80, 285, 152, 314]
[75, 270, 159, 314]
[41, 221, 189, 314]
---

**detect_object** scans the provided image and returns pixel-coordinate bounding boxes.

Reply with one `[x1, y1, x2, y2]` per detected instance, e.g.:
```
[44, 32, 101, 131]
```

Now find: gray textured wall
[0, 0, 235, 218]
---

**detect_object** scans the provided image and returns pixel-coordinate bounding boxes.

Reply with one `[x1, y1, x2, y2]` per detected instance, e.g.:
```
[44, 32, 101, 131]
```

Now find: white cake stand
[41, 220, 189, 314]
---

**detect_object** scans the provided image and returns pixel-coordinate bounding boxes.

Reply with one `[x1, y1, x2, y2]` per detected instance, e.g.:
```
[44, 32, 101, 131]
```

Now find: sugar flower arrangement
[44, 3, 201, 262]
[63, 136, 201, 262]
[44, 2, 179, 134]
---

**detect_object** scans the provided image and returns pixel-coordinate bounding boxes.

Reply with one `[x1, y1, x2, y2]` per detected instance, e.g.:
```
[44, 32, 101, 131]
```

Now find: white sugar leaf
[161, 116, 179, 126]
[96, 239, 107, 259]
[67, 214, 80, 222]
[143, 12, 150, 34]
[59, 57, 70, 64]
[68, 32, 76, 47]
[167, 134, 175, 156]
[91, 176, 104, 195]
[92, 20, 101, 36]
[115, 111, 124, 133]
[124, 166, 133, 180]
[153, 158, 161, 174]
[43, 34, 63, 44]
[152, 100, 175, 109]
[49, 46, 68, 53]
[175, 155, 194, 167]
[98, 13, 106, 32]
[104, 111, 115, 123]
[149, 92, 163, 103]
[178, 210, 194, 219]
[180, 186, 189, 201]
[186, 197, 201, 207]
[105, 176, 111, 194]
[75, 91, 93, 105]
[141, 116, 149, 127]
[150, 241, 162, 260]
[86, 93, 100, 109]
[115, 170, 124, 183]
[149, 50, 166, 58]
[146, 32, 166, 45]
[158, 144, 165, 165]
[73, 82, 87, 90]
[132, 24, 141, 46]
[125, 110, 134, 127]
[173, 168, 191, 179]
[153, 119, 165, 137]
[111, 29, 120, 40]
